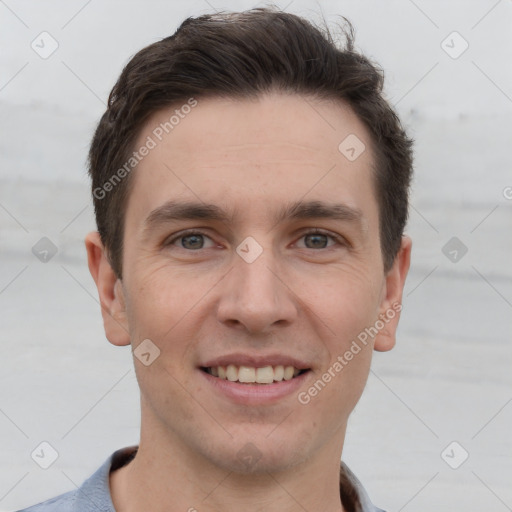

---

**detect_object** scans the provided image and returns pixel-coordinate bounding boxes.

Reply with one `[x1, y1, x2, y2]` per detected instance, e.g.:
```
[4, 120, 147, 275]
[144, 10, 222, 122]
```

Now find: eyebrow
[143, 199, 365, 234]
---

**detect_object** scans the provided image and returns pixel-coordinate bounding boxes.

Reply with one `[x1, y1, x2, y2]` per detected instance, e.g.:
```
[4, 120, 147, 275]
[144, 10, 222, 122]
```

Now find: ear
[373, 235, 412, 352]
[85, 231, 131, 347]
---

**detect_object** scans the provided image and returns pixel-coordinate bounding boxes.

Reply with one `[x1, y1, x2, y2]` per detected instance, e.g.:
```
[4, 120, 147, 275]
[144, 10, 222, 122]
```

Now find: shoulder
[15, 489, 76, 511]
[15, 446, 137, 512]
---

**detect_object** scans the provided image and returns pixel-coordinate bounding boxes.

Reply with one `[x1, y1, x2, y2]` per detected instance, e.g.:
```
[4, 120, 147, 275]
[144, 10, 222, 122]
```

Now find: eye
[165, 230, 216, 250]
[295, 230, 344, 250]
[164, 229, 346, 252]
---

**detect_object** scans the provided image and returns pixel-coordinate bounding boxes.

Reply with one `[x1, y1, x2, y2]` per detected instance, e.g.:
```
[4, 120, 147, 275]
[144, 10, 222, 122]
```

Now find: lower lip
[199, 369, 310, 405]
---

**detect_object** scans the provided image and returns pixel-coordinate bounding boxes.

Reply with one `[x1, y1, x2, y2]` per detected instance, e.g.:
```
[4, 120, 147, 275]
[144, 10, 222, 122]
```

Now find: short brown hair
[88, 6, 413, 278]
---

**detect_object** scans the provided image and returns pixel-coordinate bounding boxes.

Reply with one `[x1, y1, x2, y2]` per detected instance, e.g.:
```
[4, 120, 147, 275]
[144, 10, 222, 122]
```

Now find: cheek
[304, 269, 381, 407]
[124, 264, 218, 382]
[125, 264, 198, 339]
[297, 344, 373, 442]
[309, 266, 382, 337]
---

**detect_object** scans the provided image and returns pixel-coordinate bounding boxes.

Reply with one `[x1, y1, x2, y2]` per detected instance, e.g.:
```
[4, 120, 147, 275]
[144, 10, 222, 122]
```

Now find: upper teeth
[207, 365, 301, 384]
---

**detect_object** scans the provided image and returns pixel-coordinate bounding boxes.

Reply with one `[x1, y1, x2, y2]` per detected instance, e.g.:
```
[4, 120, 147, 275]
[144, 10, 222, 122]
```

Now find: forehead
[127, 93, 377, 226]
[138, 93, 372, 160]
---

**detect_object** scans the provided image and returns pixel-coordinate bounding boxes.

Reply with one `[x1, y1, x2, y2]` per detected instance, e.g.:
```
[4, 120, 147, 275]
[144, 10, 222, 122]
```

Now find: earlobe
[85, 231, 131, 347]
[373, 235, 412, 352]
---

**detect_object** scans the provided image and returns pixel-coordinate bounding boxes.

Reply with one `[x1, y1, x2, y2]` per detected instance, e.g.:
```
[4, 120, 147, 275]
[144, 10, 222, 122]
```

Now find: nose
[215, 246, 298, 335]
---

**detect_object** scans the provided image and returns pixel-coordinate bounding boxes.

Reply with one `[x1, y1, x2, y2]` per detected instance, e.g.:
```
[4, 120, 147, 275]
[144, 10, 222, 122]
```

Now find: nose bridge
[238, 247, 280, 301]
[216, 240, 297, 332]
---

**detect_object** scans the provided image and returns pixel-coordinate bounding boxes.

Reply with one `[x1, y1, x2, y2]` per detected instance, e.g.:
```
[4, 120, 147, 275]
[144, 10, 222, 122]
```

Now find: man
[19, 6, 412, 512]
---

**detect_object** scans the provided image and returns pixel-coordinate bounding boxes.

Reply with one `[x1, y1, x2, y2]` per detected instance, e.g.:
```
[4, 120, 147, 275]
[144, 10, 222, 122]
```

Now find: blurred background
[1, 1, 511, 510]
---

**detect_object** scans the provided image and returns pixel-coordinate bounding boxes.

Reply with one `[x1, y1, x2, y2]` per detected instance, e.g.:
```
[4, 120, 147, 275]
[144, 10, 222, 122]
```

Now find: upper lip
[201, 353, 311, 370]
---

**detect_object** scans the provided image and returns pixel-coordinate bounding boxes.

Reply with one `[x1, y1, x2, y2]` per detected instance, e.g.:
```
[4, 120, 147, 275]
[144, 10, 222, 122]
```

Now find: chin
[203, 432, 312, 475]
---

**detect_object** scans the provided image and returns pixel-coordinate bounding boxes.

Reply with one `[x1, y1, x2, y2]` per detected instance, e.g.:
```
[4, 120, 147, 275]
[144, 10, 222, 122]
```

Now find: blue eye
[304, 233, 329, 249]
[297, 231, 340, 249]
[165, 229, 344, 251]
[167, 231, 215, 250]
[179, 234, 204, 250]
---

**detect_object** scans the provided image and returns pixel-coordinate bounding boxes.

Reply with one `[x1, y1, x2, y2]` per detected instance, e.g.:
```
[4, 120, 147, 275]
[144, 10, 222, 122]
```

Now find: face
[87, 92, 411, 474]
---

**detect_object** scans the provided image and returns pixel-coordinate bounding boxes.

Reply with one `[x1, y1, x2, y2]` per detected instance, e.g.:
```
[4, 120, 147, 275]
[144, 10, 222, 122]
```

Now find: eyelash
[165, 229, 347, 250]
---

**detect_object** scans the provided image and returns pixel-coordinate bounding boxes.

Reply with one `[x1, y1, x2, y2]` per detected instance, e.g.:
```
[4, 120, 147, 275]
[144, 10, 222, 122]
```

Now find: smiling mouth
[201, 365, 309, 384]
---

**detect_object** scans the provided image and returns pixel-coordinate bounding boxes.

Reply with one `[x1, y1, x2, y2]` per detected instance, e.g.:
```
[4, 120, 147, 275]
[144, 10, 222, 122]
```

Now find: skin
[86, 92, 411, 512]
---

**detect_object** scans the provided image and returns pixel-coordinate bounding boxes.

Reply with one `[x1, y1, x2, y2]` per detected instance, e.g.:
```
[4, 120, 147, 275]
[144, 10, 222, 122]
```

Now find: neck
[110, 418, 347, 512]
